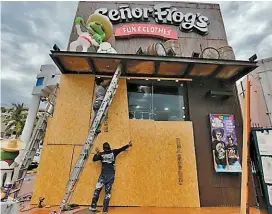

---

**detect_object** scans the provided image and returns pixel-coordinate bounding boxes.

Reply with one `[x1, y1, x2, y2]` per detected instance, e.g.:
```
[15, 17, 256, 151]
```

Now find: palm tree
[3, 103, 27, 138]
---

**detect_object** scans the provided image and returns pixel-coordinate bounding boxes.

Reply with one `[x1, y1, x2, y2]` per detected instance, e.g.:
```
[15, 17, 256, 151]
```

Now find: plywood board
[59, 56, 91, 72]
[68, 120, 199, 207]
[70, 79, 132, 205]
[190, 64, 218, 76]
[159, 62, 186, 76]
[216, 65, 240, 79]
[31, 145, 74, 205]
[47, 75, 94, 145]
[127, 60, 154, 74]
[93, 58, 120, 73]
[154, 121, 200, 207]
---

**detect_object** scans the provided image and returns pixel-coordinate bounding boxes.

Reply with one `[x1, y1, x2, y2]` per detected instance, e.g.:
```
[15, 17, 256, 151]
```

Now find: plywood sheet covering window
[127, 60, 154, 74]
[154, 121, 200, 207]
[70, 79, 132, 205]
[159, 62, 187, 76]
[93, 58, 121, 73]
[31, 145, 74, 205]
[59, 56, 91, 72]
[46, 75, 94, 145]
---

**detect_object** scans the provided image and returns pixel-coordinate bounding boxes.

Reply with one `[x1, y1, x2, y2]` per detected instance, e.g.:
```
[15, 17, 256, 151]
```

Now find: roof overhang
[50, 51, 258, 83]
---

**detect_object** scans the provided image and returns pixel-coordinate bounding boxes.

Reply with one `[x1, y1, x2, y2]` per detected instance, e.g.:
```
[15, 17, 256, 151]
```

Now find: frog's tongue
[3, 160, 14, 166]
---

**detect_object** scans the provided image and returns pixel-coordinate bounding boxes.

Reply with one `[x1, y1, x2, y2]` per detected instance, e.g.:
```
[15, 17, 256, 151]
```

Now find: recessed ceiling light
[97, 77, 101, 78]
[146, 79, 149, 80]
[157, 79, 161, 81]
[176, 80, 179, 82]
[136, 106, 140, 109]
[182, 107, 185, 110]
[127, 78, 131, 80]
[164, 107, 169, 111]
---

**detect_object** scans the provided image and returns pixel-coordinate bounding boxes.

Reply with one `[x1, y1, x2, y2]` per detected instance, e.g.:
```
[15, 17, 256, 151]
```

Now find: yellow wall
[32, 74, 200, 207]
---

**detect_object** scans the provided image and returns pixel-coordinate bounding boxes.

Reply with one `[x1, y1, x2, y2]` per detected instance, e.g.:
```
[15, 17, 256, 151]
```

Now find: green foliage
[3, 103, 27, 138]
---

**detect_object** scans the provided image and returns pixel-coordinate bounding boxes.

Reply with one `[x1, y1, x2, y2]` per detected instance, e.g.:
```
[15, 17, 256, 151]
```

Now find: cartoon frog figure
[69, 13, 113, 52]
[0, 139, 24, 188]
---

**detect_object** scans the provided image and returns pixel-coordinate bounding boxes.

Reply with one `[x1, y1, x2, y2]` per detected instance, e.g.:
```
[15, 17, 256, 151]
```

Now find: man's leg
[103, 177, 114, 213]
[90, 176, 104, 210]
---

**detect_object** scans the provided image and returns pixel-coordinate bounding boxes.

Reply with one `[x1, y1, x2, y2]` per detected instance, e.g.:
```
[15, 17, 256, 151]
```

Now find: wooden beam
[154, 61, 161, 74]
[95, 74, 193, 82]
[88, 58, 97, 74]
[240, 77, 251, 214]
[210, 65, 224, 77]
[51, 51, 258, 67]
[183, 63, 194, 77]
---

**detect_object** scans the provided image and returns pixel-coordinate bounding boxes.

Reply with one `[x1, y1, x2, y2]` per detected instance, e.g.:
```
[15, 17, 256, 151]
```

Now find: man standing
[89, 141, 132, 213]
[91, 78, 111, 134]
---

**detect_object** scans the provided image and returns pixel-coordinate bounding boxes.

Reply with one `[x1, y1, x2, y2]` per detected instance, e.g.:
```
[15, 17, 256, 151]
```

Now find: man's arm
[101, 79, 111, 88]
[93, 147, 102, 162]
[113, 141, 132, 157]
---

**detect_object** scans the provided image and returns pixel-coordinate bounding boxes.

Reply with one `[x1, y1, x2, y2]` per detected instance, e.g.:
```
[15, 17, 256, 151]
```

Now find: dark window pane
[127, 80, 187, 121]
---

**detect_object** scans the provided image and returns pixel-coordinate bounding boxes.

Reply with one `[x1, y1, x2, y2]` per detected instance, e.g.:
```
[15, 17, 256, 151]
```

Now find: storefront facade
[32, 1, 258, 208]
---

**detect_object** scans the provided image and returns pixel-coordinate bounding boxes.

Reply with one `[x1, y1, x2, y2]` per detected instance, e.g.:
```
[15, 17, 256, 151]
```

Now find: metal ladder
[58, 64, 122, 213]
[10, 85, 59, 198]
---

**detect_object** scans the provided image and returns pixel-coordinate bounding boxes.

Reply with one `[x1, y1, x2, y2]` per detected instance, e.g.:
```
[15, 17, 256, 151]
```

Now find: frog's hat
[0, 139, 24, 152]
[87, 13, 113, 41]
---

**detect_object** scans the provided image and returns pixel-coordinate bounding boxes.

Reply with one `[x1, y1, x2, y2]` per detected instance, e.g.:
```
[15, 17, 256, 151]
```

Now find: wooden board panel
[31, 145, 74, 205]
[154, 121, 200, 207]
[59, 56, 91, 72]
[216, 65, 241, 79]
[190, 64, 218, 76]
[93, 58, 121, 73]
[47, 75, 94, 145]
[127, 60, 154, 74]
[159, 62, 186, 76]
[70, 79, 132, 205]
[66, 120, 199, 207]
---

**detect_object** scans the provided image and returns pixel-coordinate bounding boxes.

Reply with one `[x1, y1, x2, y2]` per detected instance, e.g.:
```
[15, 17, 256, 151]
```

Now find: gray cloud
[1, 1, 272, 107]
[1, 1, 78, 107]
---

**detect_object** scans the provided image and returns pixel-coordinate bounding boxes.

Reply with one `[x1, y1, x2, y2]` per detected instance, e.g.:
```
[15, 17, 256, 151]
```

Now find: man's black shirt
[93, 144, 129, 175]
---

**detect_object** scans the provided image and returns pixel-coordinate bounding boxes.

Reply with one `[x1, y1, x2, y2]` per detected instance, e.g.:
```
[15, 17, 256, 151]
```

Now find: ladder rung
[20, 167, 28, 171]
[15, 177, 25, 182]
[9, 188, 20, 194]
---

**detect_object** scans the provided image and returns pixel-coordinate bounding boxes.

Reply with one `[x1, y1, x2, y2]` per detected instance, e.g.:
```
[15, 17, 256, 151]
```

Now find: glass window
[127, 80, 187, 121]
[36, 77, 44, 86]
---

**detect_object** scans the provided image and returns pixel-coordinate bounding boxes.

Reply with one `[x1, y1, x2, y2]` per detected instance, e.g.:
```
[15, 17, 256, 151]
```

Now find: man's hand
[95, 147, 100, 153]
[128, 141, 132, 147]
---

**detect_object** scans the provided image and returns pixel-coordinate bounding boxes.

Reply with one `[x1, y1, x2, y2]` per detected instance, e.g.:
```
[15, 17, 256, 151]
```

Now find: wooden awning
[50, 51, 257, 83]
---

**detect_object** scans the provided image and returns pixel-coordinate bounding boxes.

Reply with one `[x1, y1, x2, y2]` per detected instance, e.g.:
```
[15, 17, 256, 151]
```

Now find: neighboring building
[0, 108, 45, 139]
[238, 58, 272, 128]
[32, 1, 261, 210]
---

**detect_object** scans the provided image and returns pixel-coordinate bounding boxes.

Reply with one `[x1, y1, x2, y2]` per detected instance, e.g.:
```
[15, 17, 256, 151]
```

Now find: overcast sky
[1, 1, 272, 107]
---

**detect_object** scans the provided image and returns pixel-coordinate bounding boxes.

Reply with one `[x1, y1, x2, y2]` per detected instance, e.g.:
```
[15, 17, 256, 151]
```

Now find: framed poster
[209, 114, 242, 173]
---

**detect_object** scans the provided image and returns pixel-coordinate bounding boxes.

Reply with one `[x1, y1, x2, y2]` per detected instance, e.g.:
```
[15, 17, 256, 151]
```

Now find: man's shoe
[88, 207, 96, 211]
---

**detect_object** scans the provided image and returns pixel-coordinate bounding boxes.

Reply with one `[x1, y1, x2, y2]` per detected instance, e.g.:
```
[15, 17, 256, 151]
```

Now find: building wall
[187, 79, 256, 206]
[238, 58, 272, 128]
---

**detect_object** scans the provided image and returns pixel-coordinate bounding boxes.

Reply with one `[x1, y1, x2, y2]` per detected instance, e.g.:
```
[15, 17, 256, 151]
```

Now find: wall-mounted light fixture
[249, 54, 257, 62]
[206, 90, 233, 100]
[53, 44, 60, 51]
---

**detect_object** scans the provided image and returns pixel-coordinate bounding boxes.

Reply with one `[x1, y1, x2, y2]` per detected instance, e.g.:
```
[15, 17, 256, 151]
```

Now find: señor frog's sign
[95, 3, 209, 36]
